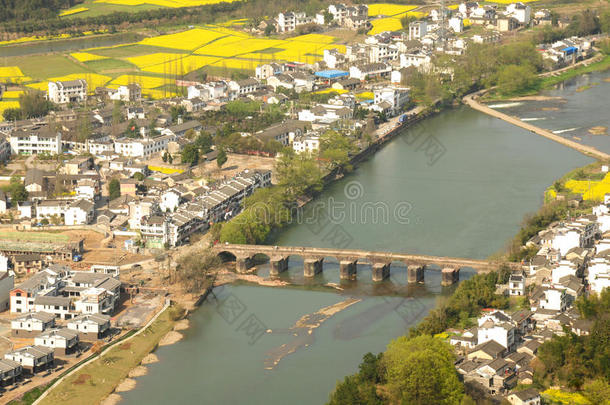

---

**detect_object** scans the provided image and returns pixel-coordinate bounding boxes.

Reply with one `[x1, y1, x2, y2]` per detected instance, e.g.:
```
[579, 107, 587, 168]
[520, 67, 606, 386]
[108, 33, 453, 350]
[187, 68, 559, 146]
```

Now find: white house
[35, 328, 79, 356]
[477, 319, 516, 351]
[508, 272, 526, 296]
[293, 135, 320, 154]
[277, 11, 310, 32]
[160, 187, 185, 213]
[48, 79, 87, 104]
[449, 16, 464, 33]
[4, 346, 54, 374]
[33, 295, 73, 319]
[11, 312, 56, 338]
[551, 260, 578, 284]
[588, 257, 610, 294]
[408, 21, 427, 40]
[65, 199, 95, 225]
[373, 86, 410, 115]
[506, 2, 531, 25]
[67, 313, 111, 340]
[537, 288, 568, 312]
[9, 126, 62, 155]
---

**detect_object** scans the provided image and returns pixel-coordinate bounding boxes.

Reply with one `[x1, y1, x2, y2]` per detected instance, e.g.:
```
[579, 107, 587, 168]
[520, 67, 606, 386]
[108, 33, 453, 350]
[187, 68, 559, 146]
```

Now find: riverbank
[32, 301, 178, 405]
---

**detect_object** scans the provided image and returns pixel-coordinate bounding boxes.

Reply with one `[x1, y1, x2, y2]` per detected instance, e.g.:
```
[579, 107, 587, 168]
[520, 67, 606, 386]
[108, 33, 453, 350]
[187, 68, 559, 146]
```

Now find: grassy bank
[540, 54, 610, 89]
[38, 305, 177, 405]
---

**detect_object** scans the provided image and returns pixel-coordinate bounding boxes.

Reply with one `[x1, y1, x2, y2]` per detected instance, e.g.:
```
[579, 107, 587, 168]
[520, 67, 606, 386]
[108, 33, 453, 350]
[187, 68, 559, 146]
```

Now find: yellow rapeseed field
[1, 91, 24, 99]
[0, 67, 31, 84]
[141, 89, 179, 99]
[70, 52, 108, 62]
[94, 0, 242, 7]
[367, 3, 418, 17]
[210, 58, 260, 71]
[565, 173, 610, 201]
[195, 37, 285, 57]
[110, 74, 174, 89]
[126, 52, 185, 68]
[141, 55, 220, 74]
[0, 101, 20, 121]
[286, 33, 337, 44]
[139, 28, 227, 51]
[368, 11, 427, 35]
[59, 7, 89, 16]
[368, 17, 402, 35]
[0, 67, 24, 78]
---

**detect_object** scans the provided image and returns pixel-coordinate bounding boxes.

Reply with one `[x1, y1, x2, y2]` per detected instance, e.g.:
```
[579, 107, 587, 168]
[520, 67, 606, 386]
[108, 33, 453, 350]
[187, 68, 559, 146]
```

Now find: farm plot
[139, 28, 228, 51]
[367, 3, 418, 17]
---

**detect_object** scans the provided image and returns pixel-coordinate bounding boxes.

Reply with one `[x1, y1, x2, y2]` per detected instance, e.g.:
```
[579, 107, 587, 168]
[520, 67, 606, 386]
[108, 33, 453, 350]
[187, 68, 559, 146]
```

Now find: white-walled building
[4, 346, 54, 374]
[9, 126, 62, 155]
[48, 79, 87, 104]
[35, 328, 79, 356]
[293, 135, 320, 154]
[67, 313, 111, 340]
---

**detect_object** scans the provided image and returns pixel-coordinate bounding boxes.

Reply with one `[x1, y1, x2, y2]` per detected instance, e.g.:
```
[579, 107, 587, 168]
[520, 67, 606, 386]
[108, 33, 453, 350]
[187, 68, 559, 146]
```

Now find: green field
[84, 58, 138, 72]
[0, 230, 69, 243]
[6, 54, 89, 79]
[89, 44, 188, 58]
[62, 0, 164, 19]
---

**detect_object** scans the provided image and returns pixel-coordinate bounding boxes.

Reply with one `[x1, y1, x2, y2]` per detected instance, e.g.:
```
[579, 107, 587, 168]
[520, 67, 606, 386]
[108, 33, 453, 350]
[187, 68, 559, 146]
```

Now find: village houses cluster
[445, 194, 610, 404]
[0, 0, 604, 395]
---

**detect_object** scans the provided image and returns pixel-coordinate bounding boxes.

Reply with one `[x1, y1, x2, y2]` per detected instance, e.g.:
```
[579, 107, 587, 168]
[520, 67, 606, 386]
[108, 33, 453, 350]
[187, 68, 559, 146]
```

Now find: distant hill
[0, 0, 81, 23]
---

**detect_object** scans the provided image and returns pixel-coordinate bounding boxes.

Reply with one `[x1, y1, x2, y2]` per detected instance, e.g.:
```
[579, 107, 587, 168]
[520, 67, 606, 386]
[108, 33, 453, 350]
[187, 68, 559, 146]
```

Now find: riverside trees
[328, 336, 466, 405]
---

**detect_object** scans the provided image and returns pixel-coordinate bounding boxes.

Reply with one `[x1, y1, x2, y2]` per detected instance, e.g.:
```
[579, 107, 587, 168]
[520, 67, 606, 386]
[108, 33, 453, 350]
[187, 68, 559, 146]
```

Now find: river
[120, 105, 593, 404]
[488, 70, 610, 153]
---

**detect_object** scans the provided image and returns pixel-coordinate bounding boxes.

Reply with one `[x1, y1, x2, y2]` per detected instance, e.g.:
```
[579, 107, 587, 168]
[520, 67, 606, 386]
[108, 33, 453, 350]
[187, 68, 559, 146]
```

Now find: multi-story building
[114, 134, 175, 158]
[48, 79, 87, 104]
[9, 126, 62, 155]
[277, 11, 310, 32]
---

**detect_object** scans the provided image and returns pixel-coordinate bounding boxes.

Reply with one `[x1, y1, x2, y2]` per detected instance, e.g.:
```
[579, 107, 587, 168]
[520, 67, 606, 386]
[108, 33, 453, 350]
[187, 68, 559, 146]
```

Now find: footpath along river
[120, 102, 595, 404]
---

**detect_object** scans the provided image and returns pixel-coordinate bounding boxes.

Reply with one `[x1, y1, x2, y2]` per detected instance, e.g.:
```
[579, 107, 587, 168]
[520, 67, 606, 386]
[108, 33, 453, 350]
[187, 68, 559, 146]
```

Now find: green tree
[194, 132, 213, 154]
[162, 152, 168, 163]
[275, 149, 322, 200]
[324, 11, 334, 25]
[5, 175, 28, 203]
[133, 172, 144, 181]
[168, 154, 173, 164]
[19, 91, 53, 119]
[497, 64, 539, 96]
[181, 144, 200, 166]
[217, 148, 227, 169]
[319, 130, 357, 172]
[2, 107, 21, 121]
[108, 178, 120, 200]
[384, 335, 464, 405]
[583, 379, 610, 405]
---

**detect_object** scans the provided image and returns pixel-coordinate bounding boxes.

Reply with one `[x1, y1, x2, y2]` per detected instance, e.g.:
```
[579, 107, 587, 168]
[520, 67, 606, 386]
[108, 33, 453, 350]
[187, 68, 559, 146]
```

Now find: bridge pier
[407, 265, 425, 284]
[304, 258, 323, 277]
[235, 255, 254, 273]
[441, 267, 460, 286]
[339, 260, 357, 280]
[269, 256, 289, 276]
[372, 262, 390, 282]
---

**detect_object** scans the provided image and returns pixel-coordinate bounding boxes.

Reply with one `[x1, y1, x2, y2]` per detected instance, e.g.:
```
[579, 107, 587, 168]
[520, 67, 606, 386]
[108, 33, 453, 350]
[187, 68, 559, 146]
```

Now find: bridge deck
[214, 244, 515, 273]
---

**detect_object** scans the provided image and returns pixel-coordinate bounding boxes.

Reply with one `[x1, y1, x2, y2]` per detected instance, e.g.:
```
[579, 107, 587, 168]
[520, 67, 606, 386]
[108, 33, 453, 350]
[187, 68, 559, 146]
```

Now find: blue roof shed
[315, 70, 349, 79]
[562, 46, 577, 55]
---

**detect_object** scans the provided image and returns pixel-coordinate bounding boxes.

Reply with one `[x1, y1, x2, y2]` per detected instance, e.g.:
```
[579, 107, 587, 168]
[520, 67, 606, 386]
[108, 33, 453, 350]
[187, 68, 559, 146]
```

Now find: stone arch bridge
[213, 244, 518, 286]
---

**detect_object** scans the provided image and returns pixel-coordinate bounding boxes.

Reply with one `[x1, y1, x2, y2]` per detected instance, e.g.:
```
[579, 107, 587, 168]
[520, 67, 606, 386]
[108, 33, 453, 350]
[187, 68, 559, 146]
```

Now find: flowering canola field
[0, 101, 20, 122]
[94, 0, 242, 7]
[565, 173, 610, 201]
[367, 3, 418, 17]
[368, 11, 427, 35]
[71, 52, 109, 62]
